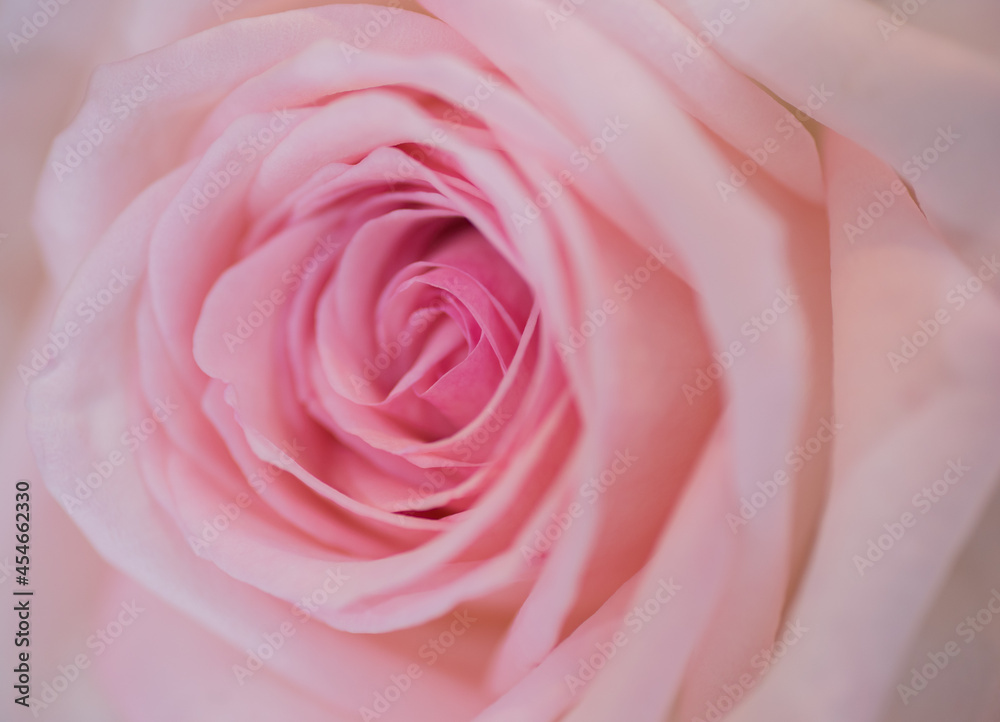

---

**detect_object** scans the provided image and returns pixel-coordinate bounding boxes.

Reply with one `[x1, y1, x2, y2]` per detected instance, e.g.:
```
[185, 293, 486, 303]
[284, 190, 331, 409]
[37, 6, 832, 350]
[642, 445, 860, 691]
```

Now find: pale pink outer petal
[666, 0, 1000, 282]
[671, 170, 836, 722]
[92, 577, 342, 722]
[723, 134, 1000, 722]
[535, 0, 825, 205]
[879, 487, 1000, 722]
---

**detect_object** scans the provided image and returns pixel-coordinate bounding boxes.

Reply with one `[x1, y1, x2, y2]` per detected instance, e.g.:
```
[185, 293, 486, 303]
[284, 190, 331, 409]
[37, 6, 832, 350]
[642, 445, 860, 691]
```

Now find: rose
[30, 7, 716, 719]
[13, 2, 1000, 722]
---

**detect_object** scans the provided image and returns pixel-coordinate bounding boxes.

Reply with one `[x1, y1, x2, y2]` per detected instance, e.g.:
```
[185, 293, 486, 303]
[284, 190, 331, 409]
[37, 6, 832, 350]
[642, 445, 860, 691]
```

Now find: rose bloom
[3, 0, 1000, 720]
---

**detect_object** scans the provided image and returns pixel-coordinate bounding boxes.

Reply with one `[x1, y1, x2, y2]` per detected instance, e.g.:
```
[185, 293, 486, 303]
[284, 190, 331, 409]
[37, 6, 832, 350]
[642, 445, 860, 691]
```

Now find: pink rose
[10, 1, 1000, 720]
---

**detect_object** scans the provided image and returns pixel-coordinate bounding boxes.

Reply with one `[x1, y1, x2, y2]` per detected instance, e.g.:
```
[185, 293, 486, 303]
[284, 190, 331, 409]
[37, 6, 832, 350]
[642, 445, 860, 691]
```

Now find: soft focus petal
[724, 133, 1000, 722]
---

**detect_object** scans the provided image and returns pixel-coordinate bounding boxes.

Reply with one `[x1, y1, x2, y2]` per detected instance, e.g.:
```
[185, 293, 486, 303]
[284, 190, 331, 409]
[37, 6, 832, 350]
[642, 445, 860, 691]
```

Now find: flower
[12, 1, 1000, 720]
